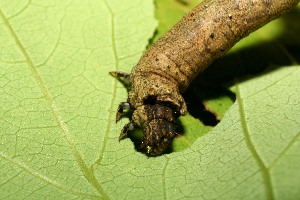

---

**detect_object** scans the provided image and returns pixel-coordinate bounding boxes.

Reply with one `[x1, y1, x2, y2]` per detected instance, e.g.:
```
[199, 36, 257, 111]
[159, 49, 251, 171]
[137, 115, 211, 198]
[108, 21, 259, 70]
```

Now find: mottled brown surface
[134, 104, 177, 156]
[129, 0, 299, 114]
[114, 0, 299, 156]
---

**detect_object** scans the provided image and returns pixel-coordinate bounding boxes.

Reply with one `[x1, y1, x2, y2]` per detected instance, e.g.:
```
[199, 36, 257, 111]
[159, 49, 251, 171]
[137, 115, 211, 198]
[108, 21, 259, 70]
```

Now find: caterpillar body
[110, 0, 299, 156]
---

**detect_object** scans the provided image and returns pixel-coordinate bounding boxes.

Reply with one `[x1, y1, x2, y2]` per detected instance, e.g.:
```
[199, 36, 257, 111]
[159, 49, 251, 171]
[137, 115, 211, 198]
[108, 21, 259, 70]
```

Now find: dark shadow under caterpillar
[110, 0, 300, 156]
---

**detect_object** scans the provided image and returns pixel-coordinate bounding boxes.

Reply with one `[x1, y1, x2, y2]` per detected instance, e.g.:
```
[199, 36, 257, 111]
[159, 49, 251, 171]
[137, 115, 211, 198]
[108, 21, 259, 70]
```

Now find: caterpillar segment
[110, 0, 299, 156]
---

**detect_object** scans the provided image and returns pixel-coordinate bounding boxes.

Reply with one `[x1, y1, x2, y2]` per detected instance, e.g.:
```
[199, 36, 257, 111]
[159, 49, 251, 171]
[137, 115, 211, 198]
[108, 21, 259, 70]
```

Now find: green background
[1, 0, 300, 199]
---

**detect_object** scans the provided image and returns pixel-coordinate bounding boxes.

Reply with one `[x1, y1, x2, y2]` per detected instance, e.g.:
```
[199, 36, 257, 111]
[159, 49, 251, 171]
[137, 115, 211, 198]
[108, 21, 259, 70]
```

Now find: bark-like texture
[114, 0, 299, 156]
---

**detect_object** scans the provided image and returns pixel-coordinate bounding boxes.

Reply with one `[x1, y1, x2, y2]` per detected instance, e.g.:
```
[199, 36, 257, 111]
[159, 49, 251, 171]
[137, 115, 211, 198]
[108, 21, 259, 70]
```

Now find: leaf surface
[0, 0, 156, 199]
[1, 1, 300, 200]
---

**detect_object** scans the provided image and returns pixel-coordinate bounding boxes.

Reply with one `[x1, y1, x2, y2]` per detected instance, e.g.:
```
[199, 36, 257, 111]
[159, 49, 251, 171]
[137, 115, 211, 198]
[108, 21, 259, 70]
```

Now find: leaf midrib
[235, 81, 274, 200]
[92, 0, 120, 167]
[0, 7, 108, 199]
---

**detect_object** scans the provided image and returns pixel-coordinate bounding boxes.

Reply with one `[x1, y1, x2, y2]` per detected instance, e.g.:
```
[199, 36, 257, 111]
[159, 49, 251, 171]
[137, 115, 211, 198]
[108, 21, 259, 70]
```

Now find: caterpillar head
[132, 104, 179, 156]
[141, 118, 177, 156]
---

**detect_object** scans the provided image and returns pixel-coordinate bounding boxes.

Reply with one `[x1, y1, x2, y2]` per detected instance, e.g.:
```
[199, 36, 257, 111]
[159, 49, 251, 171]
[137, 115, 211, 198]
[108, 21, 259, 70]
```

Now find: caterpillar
[110, 0, 299, 156]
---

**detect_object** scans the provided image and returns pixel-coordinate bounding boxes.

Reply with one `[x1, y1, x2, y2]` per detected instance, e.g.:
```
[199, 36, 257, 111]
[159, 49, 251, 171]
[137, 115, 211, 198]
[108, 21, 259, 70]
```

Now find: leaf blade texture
[0, 0, 156, 198]
[0, 0, 300, 199]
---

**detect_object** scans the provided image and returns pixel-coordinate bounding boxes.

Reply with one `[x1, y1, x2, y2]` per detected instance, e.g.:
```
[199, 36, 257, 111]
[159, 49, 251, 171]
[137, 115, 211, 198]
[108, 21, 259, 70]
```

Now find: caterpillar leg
[116, 102, 130, 122]
[110, 71, 133, 121]
[109, 71, 131, 86]
[119, 122, 135, 141]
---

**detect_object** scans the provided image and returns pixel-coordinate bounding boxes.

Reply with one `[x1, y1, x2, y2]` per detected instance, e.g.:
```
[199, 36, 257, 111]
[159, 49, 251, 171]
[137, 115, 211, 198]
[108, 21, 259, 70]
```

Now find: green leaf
[0, 0, 157, 199]
[1, 1, 300, 200]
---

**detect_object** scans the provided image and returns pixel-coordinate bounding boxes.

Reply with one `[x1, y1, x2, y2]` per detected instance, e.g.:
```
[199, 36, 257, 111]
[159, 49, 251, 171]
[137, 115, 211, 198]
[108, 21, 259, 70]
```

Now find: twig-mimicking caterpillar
[110, 0, 299, 156]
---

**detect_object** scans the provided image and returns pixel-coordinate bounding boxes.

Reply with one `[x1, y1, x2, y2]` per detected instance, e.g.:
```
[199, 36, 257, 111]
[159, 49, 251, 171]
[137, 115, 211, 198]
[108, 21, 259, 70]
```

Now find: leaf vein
[0, 8, 109, 199]
[270, 129, 300, 168]
[6, 0, 31, 20]
[93, 0, 120, 166]
[235, 81, 274, 200]
[0, 151, 99, 198]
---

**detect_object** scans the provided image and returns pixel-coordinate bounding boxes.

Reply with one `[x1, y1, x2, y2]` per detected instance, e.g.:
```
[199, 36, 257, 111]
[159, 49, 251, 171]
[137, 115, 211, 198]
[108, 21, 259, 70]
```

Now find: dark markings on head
[111, 0, 299, 156]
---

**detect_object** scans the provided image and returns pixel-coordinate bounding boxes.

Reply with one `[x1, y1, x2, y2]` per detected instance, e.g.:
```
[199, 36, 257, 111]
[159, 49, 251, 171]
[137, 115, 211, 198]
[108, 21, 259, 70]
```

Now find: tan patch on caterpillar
[111, 0, 299, 156]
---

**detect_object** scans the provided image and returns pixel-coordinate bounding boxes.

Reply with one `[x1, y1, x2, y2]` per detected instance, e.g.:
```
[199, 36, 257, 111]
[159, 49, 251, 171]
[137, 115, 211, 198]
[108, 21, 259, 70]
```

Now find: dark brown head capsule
[135, 104, 178, 156]
[110, 0, 299, 156]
